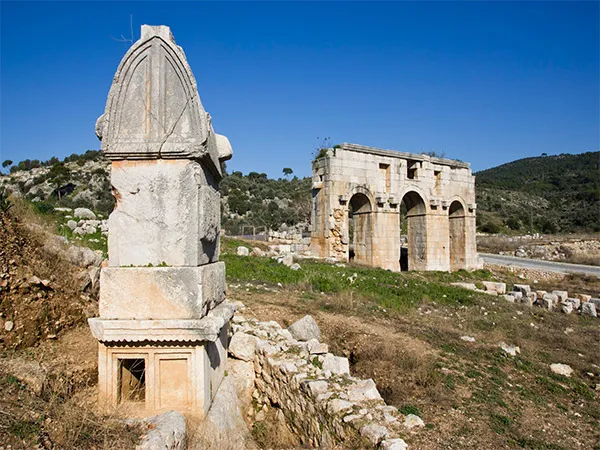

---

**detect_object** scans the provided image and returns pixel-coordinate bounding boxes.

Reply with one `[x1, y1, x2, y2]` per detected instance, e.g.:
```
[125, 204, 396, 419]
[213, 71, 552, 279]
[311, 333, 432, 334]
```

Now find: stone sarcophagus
[89, 25, 233, 416]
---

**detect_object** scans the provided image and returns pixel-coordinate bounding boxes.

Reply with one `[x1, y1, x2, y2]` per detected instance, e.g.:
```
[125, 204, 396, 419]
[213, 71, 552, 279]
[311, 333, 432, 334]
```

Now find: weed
[490, 413, 512, 434]
[399, 404, 422, 416]
[311, 356, 323, 369]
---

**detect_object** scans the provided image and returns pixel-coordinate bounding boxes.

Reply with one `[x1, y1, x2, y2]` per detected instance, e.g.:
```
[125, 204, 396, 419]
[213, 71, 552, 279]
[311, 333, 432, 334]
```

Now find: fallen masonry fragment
[88, 25, 233, 417]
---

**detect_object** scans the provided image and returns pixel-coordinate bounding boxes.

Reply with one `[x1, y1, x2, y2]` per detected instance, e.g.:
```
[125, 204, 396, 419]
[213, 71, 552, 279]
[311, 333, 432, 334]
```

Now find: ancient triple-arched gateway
[310, 143, 481, 272]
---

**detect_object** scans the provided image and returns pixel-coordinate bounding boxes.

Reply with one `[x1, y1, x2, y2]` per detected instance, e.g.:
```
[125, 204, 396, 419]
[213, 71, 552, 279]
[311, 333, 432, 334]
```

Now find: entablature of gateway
[310, 143, 481, 272]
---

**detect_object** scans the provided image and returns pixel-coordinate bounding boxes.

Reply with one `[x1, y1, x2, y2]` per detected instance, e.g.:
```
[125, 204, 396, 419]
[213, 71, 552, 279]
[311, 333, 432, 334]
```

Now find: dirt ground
[230, 280, 600, 450]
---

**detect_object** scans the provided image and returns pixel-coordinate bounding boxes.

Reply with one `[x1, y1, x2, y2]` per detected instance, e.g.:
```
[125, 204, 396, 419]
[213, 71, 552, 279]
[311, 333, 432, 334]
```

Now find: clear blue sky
[1, 1, 598, 178]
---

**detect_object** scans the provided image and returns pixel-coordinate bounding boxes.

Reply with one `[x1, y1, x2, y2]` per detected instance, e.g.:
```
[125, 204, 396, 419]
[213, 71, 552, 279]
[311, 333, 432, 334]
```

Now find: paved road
[480, 253, 600, 277]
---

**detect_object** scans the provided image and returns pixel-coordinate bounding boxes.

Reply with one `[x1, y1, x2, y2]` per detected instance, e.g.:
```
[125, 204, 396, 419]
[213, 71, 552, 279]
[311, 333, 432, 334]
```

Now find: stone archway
[348, 192, 373, 266]
[400, 191, 427, 271]
[449, 200, 467, 271]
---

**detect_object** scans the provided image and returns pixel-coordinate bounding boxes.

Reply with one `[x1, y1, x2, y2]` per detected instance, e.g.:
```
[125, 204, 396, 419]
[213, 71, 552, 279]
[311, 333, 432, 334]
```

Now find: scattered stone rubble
[229, 308, 413, 449]
[455, 281, 599, 318]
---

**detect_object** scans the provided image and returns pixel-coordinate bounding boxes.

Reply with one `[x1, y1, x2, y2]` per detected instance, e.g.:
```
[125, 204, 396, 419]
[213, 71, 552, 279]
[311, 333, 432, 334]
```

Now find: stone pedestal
[89, 25, 232, 417]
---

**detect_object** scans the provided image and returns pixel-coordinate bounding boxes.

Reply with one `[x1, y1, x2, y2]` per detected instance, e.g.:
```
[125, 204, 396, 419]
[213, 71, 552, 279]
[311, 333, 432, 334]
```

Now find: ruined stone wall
[230, 314, 411, 449]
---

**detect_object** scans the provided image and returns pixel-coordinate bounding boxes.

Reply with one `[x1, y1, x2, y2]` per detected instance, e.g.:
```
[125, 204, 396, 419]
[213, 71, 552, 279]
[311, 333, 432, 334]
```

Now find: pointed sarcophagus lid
[96, 25, 231, 179]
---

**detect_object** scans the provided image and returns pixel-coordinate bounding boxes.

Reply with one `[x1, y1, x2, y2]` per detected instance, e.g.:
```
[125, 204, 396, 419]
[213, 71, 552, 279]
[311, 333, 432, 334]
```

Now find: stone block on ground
[135, 411, 186, 450]
[482, 281, 506, 295]
[451, 282, 477, 291]
[566, 298, 581, 310]
[552, 290, 568, 302]
[360, 424, 389, 445]
[380, 438, 409, 450]
[510, 291, 523, 301]
[288, 315, 320, 341]
[307, 338, 328, 354]
[581, 302, 597, 317]
[513, 284, 531, 295]
[237, 246, 249, 256]
[229, 332, 256, 361]
[346, 379, 382, 402]
[279, 254, 294, 267]
[541, 293, 558, 310]
[575, 293, 591, 302]
[404, 413, 425, 429]
[322, 354, 350, 375]
[560, 302, 573, 314]
[550, 363, 573, 377]
[229, 332, 257, 361]
[74, 207, 96, 220]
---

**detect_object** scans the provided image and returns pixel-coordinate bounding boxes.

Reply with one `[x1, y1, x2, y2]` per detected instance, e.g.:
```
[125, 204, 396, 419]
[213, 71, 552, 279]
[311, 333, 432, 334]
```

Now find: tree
[47, 163, 71, 200]
[282, 167, 293, 178]
[2, 160, 12, 168]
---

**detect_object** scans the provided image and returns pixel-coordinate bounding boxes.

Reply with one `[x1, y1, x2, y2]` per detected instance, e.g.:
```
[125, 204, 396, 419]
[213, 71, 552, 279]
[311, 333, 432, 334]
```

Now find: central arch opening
[400, 191, 427, 271]
[449, 200, 466, 271]
[348, 193, 373, 266]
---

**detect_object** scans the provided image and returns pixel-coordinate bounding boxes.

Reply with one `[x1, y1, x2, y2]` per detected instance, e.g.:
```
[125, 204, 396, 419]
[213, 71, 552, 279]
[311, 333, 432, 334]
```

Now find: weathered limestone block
[575, 293, 592, 302]
[552, 290, 569, 302]
[288, 315, 321, 341]
[99, 263, 225, 319]
[482, 281, 506, 295]
[346, 379, 383, 402]
[503, 294, 516, 303]
[229, 332, 257, 361]
[541, 293, 558, 310]
[135, 411, 186, 450]
[322, 354, 350, 375]
[380, 438, 409, 450]
[581, 302, 598, 317]
[108, 160, 220, 267]
[510, 291, 523, 301]
[513, 284, 531, 295]
[560, 302, 573, 314]
[566, 298, 581, 310]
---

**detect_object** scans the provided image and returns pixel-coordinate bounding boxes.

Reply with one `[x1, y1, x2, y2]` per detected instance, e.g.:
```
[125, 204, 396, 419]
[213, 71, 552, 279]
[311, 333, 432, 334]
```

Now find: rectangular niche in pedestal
[118, 357, 146, 404]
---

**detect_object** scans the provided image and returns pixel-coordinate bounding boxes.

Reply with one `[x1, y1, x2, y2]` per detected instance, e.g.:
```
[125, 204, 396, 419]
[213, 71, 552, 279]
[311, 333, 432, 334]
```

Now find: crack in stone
[157, 96, 192, 158]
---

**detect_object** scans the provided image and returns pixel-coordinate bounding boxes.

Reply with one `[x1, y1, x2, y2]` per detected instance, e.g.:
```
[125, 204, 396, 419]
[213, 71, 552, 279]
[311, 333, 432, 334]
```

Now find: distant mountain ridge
[475, 151, 599, 233]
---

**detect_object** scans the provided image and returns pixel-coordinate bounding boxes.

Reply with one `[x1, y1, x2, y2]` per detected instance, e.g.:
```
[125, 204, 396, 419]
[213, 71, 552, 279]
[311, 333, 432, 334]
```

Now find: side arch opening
[400, 191, 427, 271]
[449, 200, 466, 271]
[348, 193, 373, 266]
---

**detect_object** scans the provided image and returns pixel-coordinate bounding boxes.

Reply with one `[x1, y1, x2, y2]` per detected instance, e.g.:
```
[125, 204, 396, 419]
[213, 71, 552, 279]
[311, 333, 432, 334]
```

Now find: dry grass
[0, 327, 143, 449]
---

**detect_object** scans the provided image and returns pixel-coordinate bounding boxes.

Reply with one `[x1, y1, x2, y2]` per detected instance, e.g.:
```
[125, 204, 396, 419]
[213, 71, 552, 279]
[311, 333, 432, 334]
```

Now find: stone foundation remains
[311, 144, 480, 272]
[229, 311, 412, 449]
[89, 25, 233, 417]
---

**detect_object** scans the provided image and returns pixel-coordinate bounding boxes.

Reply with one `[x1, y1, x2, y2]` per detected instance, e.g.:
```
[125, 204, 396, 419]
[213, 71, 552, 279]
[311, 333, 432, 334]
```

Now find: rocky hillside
[0, 196, 102, 350]
[475, 151, 600, 234]
[1, 151, 113, 214]
[1, 153, 313, 236]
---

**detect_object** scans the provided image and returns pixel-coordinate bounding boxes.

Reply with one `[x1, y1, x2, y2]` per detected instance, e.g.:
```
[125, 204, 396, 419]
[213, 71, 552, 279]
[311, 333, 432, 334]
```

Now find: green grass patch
[223, 252, 481, 311]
